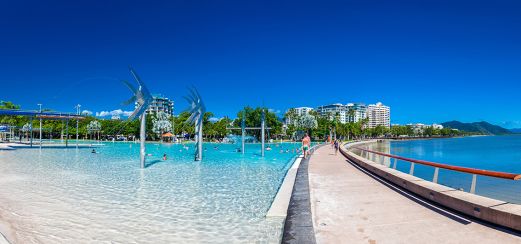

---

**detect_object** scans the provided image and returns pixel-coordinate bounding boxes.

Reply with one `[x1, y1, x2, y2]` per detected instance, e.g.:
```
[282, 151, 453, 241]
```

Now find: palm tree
[347, 108, 355, 123]
[87, 121, 101, 140]
[284, 108, 298, 126]
[152, 111, 172, 142]
[22, 123, 31, 141]
[360, 117, 369, 139]
[297, 113, 318, 136]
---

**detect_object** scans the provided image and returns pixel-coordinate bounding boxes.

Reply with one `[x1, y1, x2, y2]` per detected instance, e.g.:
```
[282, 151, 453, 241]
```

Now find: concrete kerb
[281, 144, 320, 244]
[341, 141, 521, 233]
[0, 235, 9, 244]
[266, 144, 320, 217]
[0, 224, 10, 244]
[266, 155, 304, 217]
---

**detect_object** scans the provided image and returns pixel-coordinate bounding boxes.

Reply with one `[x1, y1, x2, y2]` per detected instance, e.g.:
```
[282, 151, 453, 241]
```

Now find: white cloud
[96, 109, 134, 118]
[209, 117, 221, 122]
[268, 108, 281, 114]
[81, 110, 93, 116]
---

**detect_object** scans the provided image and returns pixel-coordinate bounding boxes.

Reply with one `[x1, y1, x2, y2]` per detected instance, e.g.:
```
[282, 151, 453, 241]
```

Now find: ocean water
[358, 136, 521, 204]
[0, 142, 304, 243]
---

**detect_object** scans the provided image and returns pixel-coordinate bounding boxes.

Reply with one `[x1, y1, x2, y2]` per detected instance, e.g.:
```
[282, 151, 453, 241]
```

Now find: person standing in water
[302, 133, 311, 159]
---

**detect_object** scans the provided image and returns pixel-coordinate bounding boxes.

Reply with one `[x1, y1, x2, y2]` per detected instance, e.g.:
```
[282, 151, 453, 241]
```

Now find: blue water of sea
[365, 135, 521, 204]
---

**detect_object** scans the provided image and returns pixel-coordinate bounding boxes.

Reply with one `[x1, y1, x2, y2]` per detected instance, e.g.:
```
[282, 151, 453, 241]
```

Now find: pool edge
[265, 154, 303, 217]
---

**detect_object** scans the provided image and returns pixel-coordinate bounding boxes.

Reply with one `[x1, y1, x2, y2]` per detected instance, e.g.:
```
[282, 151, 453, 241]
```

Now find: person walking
[302, 133, 311, 159]
[334, 139, 339, 155]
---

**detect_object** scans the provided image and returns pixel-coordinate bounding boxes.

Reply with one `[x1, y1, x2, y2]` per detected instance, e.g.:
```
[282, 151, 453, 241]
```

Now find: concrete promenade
[308, 145, 521, 244]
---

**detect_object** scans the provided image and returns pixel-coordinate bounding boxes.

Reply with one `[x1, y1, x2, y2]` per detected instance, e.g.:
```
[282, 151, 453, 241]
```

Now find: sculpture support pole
[241, 112, 245, 154]
[241, 127, 245, 154]
[76, 119, 79, 148]
[197, 123, 203, 161]
[30, 117, 33, 147]
[261, 112, 265, 157]
[39, 114, 42, 148]
[140, 113, 146, 168]
[65, 118, 69, 148]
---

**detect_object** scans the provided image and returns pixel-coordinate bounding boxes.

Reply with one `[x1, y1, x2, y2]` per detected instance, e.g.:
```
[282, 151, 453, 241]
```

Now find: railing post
[470, 174, 477, 194]
[409, 163, 415, 175]
[433, 167, 439, 183]
[393, 158, 397, 169]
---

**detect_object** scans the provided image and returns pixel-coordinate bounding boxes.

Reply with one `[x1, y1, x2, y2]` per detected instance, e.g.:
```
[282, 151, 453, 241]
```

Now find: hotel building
[285, 107, 314, 125]
[316, 103, 348, 123]
[293, 107, 313, 116]
[346, 103, 367, 123]
[366, 102, 390, 128]
[145, 95, 174, 115]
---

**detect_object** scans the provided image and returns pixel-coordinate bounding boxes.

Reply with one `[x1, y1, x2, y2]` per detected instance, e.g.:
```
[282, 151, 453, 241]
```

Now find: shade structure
[162, 132, 174, 137]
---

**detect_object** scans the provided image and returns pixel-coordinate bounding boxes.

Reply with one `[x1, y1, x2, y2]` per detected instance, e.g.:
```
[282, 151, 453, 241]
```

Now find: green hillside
[441, 121, 512, 135]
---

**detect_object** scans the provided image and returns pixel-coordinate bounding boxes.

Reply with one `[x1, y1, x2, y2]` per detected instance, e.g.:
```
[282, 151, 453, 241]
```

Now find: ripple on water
[0, 142, 298, 243]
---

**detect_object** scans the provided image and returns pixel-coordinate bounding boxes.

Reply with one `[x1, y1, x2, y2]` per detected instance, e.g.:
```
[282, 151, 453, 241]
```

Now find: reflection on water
[355, 136, 521, 204]
[366, 141, 391, 167]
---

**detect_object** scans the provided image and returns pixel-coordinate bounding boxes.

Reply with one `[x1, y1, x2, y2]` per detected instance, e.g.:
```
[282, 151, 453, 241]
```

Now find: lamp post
[38, 103, 42, 148]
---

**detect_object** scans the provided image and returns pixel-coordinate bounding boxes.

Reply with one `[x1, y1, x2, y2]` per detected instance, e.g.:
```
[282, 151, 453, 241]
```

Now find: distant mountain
[441, 121, 512, 135]
[509, 128, 521, 134]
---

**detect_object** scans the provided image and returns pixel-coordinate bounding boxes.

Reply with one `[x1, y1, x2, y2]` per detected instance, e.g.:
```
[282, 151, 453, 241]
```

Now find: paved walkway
[308, 145, 521, 244]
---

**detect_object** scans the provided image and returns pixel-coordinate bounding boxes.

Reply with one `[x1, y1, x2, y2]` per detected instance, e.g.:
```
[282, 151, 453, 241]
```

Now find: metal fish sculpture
[123, 67, 153, 168]
[123, 67, 153, 120]
[184, 86, 206, 161]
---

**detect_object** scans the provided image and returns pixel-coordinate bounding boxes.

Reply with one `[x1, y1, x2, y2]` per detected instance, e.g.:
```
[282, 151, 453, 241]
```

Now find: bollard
[470, 174, 477, 194]
[432, 167, 439, 183]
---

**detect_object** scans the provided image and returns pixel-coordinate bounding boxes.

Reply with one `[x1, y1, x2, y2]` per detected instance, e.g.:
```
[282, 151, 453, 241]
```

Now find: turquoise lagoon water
[0, 142, 304, 243]
[359, 136, 521, 204]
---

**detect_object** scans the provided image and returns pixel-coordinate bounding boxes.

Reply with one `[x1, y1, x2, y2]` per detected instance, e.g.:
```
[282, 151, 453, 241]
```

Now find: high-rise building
[316, 103, 348, 123]
[366, 102, 390, 128]
[145, 95, 174, 115]
[285, 107, 314, 125]
[346, 103, 367, 123]
[294, 107, 313, 116]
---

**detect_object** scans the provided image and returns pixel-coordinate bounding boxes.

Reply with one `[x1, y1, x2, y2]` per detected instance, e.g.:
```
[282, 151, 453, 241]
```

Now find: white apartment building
[407, 123, 444, 134]
[146, 95, 174, 115]
[285, 107, 314, 125]
[294, 107, 313, 116]
[316, 103, 348, 123]
[346, 103, 367, 123]
[367, 102, 390, 128]
[432, 123, 444, 129]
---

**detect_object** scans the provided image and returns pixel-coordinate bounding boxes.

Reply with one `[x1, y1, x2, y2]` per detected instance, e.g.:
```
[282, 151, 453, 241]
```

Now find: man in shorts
[302, 133, 311, 159]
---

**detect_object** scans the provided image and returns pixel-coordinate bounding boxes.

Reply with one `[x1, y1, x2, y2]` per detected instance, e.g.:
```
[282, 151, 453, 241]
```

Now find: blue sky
[1, 0, 520, 127]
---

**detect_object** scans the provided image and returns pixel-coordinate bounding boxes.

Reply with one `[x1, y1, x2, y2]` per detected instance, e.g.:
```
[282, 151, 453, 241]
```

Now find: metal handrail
[353, 146, 521, 180]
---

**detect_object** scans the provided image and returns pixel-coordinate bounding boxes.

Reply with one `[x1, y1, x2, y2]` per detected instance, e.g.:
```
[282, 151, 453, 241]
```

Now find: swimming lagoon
[0, 142, 304, 243]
